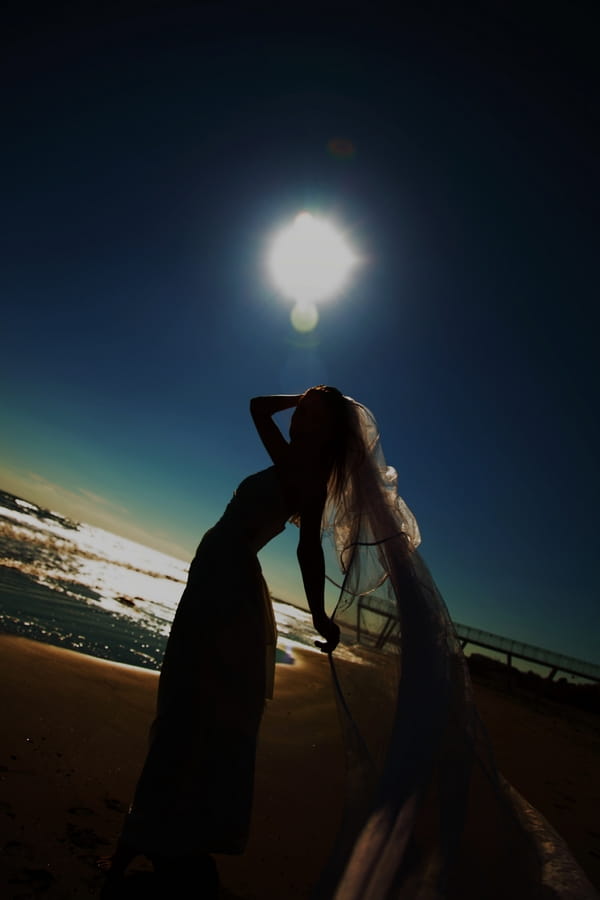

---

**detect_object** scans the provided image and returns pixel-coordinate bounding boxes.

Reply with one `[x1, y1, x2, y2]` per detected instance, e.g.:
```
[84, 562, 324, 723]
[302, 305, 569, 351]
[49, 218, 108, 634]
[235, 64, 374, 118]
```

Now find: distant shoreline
[1, 554, 598, 715]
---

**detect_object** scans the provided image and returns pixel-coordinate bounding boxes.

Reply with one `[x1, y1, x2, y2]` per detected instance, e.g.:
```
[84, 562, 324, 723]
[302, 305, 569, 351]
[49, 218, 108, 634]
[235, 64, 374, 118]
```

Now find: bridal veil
[313, 400, 596, 899]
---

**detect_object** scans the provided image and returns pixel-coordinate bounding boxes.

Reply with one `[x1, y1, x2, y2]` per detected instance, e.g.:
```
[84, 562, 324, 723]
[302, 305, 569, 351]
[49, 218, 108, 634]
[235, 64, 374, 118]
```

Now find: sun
[267, 212, 357, 330]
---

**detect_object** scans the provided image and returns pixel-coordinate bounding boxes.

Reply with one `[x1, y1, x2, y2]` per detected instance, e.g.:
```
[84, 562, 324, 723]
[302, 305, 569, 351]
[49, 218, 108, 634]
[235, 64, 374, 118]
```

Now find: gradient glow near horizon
[267, 211, 358, 332]
[1, 13, 598, 667]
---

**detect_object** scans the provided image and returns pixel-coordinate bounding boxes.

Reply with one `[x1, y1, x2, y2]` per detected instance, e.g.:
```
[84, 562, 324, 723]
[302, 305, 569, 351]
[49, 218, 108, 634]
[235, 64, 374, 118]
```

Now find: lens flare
[327, 137, 356, 160]
[290, 301, 319, 332]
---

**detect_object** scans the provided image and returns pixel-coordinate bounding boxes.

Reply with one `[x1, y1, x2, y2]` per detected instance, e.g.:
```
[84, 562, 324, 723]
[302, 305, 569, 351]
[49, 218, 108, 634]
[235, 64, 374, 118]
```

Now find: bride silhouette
[100, 387, 351, 896]
[100, 386, 595, 899]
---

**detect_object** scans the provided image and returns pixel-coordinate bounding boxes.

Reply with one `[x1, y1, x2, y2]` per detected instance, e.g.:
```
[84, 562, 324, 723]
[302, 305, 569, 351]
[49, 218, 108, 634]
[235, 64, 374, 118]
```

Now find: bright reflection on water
[0, 501, 186, 632]
[0, 491, 364, 669]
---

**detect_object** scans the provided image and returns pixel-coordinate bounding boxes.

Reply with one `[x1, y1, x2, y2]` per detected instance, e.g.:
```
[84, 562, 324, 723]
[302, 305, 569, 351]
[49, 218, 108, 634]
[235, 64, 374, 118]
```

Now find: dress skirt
[122, 525, 277, 858]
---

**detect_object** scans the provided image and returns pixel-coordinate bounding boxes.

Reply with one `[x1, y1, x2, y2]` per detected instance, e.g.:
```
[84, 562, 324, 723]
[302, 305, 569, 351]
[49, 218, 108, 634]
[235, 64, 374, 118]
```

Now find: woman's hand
[313, 614, 341, 654]
[250, 395, 301, 468]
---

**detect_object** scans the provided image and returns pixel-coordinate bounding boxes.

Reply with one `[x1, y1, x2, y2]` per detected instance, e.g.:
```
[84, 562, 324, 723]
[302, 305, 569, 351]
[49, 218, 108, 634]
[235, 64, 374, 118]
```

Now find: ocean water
[0, 488, 323, 670]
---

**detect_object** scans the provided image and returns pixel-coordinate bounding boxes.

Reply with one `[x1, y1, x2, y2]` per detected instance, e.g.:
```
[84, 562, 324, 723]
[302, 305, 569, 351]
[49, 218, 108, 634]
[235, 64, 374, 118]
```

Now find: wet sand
[0, 634, 598, 898]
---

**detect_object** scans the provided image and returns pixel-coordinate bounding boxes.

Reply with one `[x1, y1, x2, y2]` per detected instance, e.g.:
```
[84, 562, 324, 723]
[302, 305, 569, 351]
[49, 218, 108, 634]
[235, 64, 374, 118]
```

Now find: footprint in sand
[104, 794, 127, 813]
[66, 822, 109, 850]
[4, 839, 25, 856]
[11, 868, 55, 891]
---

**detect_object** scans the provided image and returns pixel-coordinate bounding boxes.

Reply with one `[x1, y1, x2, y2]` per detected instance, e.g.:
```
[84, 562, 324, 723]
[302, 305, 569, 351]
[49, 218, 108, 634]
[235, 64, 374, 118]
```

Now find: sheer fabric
[314, 401, 597, 899]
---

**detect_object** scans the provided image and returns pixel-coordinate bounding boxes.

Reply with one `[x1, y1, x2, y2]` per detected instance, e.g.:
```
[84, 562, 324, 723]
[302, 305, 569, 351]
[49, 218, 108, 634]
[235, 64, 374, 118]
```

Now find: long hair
[301, 385, 366, 507]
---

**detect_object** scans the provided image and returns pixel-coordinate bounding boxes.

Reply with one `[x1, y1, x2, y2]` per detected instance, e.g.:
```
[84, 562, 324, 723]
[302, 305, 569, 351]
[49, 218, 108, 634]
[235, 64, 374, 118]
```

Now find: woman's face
[290, 390, 335, 447]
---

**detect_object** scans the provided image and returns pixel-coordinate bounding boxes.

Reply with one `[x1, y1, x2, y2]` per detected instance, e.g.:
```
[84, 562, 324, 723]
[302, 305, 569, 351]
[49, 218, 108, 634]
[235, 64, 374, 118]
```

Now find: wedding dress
[121, 466, 289, 858]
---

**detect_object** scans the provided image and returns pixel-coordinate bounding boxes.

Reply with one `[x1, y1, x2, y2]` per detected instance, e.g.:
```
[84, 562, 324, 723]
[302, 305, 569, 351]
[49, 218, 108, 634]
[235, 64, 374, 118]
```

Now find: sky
[1, 4, 598, 663]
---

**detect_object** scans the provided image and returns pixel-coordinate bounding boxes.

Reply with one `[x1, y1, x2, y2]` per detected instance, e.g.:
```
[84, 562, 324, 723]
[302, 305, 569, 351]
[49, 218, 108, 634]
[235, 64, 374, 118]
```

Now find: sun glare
[267, 212, 357, 330]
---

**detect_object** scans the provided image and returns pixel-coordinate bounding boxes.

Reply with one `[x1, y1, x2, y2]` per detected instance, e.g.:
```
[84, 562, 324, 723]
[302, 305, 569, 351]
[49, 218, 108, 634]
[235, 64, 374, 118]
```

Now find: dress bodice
[213, 466, 292, 553]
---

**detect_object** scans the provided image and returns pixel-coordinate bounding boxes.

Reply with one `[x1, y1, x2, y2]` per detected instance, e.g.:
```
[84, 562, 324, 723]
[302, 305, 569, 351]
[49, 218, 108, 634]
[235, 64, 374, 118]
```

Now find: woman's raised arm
[250, 394, 300, 466]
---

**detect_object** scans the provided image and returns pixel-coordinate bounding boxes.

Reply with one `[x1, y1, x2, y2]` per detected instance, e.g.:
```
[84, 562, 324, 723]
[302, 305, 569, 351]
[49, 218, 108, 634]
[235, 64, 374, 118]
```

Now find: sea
[0, 488, 326, 671]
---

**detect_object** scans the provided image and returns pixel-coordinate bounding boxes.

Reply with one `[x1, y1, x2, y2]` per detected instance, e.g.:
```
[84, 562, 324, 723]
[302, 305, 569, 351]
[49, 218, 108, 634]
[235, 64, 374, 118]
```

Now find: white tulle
[314, 399, 597, 899]
[322, 401, 421, 583]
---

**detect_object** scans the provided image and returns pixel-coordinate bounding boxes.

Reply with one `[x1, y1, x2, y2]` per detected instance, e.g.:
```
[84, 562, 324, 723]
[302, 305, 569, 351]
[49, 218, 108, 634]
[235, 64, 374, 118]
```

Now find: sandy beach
[1, 634, 598, 898]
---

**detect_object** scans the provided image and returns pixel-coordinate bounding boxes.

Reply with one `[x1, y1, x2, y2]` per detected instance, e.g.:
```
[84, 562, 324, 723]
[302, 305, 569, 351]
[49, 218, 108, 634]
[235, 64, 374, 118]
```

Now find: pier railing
[454, 623, 600, 682]
[351, 597, 600, 682]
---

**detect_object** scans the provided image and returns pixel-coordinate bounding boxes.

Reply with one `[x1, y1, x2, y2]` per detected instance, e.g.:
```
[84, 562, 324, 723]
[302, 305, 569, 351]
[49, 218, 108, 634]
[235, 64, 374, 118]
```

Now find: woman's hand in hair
[250, 394, 301, 467]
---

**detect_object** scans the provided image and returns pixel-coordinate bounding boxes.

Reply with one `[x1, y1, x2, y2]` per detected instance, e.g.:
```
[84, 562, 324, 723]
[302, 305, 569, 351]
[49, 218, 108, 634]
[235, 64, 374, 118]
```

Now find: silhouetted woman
[100, 386, 353, 896]
[101, 386, 593, 899]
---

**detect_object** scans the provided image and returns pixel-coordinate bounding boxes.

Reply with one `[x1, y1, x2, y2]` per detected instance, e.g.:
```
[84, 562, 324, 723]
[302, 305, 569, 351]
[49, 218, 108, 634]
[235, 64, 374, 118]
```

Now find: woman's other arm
[297, 489, 340, 654]
[250, 394, 300, 466]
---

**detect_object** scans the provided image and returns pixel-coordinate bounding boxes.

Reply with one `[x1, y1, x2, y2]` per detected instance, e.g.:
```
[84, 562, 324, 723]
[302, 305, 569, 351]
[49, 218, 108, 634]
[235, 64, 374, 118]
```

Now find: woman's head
[290, 385, 364, 501]
[290, 386, 340, 444]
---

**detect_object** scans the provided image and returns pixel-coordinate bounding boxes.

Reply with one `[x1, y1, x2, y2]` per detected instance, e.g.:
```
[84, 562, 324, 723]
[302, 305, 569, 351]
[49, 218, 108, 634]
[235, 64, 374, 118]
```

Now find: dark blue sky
[1, 5, 598, 662]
